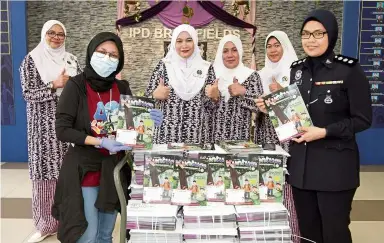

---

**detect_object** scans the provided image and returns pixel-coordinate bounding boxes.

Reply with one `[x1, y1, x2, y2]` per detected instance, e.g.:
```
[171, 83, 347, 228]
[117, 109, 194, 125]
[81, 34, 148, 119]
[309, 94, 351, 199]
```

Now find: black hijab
[84, 32, 125, 92]
[301, 9, 338, 70]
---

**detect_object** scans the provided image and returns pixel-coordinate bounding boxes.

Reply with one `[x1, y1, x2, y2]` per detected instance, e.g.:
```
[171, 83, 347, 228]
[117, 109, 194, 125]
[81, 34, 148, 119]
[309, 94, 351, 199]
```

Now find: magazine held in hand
[116, 95, 155, 149]
[263, 83, 312, 142]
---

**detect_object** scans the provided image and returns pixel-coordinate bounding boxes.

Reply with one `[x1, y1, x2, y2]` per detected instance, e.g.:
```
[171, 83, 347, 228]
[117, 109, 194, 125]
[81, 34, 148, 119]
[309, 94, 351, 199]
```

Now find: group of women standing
[20, 9, 371, 243]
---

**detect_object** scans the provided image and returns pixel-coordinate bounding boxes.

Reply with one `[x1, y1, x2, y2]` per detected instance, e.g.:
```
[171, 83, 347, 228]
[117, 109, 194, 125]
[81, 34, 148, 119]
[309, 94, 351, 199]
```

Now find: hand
[100, 137, 132, 153]
[269, 76, 283, 93]
[292, 126, 327, 143]
[52, 69, 69, 89]
[255, 96, 267, 114]
[153, 78, 170, 100]
[228, 77, 246, 97]
[149, 109, 163, 126]
[205, 78, 220, 101]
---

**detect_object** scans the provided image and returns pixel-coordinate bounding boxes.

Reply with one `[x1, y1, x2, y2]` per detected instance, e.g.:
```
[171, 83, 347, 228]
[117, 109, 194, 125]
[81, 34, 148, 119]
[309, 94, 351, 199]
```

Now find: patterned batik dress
[209, 71, 263, 142]
[145, 60, 215, 144]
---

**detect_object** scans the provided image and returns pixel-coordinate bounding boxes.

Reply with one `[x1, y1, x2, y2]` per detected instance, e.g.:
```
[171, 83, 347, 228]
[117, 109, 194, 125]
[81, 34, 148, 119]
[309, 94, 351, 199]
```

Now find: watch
[47, 81, 54, 90]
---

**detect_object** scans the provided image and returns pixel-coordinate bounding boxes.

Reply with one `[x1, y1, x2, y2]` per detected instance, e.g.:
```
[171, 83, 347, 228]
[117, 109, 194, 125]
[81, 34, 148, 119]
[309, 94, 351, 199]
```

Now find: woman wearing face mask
[205, 34, 262, 141]
[19, 20, 81, 243]
[146, 24, 213, 144]
[52, 32, 163, 243]
[255, 31, 300, 243]
[260, 10, 372, 243]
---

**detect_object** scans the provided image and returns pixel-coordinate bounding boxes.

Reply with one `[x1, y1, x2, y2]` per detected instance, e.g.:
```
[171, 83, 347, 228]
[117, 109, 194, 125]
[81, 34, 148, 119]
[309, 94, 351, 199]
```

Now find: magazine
[219, 140, 263, 153]
[263, 84, 312, 142]
[172, 156, 208, 206]
[251, 155, 284, 203]
[167, 143, 215, 151]
[117, 95, 155, 149]
[199, 153, 229, 202]
[143, 154, 177, 204]
[225, 155, 259, 205]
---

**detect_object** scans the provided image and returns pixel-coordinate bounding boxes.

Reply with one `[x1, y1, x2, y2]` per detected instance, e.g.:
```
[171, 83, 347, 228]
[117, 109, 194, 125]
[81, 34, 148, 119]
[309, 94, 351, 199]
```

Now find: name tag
[315, 80, 343, 86]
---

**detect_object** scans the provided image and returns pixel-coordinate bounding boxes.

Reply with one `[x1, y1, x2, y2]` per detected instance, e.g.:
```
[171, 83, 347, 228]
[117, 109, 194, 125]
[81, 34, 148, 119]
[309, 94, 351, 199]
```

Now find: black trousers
[292, 187, 356, 243]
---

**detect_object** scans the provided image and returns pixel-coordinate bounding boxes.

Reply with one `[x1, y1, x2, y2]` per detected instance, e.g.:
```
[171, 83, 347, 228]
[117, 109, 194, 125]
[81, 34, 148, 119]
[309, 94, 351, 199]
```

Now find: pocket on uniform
[325, 140, 356, 151]
[317, 86, 348, 113]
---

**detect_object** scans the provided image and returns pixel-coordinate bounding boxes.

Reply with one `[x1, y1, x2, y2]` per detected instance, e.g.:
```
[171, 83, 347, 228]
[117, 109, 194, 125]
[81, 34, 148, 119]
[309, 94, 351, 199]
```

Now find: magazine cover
[252, 155, 284, 203]
[263, 84, 312, 142]
[172, 156, 208, 206]
[143, 154, 177, 204]
[167, 143, 215, 151]
[117, 95, 155, 149]
[225, 155, 259, 205]
[199, 153, 230, 202]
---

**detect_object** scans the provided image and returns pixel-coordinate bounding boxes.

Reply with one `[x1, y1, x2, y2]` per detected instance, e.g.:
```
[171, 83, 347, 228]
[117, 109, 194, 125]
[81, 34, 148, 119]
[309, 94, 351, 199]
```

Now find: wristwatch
[47, 81, 55, 91]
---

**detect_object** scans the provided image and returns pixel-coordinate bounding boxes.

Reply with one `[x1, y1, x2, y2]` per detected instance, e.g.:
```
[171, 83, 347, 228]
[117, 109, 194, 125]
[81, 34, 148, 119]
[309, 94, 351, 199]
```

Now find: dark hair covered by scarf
[84, 32, 125, 92]
[300, 9, 339, 73]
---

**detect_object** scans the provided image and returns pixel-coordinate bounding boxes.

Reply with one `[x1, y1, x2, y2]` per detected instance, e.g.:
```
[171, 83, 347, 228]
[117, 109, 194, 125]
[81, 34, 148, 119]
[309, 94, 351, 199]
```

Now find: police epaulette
[290, 58, 306, 68]
[334, 54, 358, 66]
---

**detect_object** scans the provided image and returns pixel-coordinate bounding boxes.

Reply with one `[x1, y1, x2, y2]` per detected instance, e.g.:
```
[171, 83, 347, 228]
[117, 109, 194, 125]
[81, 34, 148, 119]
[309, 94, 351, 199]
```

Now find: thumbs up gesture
[269, 76, 283, 93]
[205, 78, 220, 101]
[228, 77, 246, 97]
[52, 68, 69, 89]
[153, 77, 170, 100]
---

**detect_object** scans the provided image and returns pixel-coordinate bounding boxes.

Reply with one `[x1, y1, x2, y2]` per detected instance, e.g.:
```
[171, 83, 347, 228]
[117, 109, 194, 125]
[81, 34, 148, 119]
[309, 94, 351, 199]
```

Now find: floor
[1, 162, 384, 243]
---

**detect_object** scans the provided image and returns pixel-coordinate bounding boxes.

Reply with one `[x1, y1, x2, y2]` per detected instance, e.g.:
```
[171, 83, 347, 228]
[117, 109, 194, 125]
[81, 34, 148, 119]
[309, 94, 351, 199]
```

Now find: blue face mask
[90, 52, 119, 78]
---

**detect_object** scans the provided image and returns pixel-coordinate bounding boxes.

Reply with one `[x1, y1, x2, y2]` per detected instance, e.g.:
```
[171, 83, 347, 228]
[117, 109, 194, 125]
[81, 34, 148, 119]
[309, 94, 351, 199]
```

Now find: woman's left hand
[292, 126, 327, 143]
[150, 109, 163, 126]
[228, 77, 246, 97]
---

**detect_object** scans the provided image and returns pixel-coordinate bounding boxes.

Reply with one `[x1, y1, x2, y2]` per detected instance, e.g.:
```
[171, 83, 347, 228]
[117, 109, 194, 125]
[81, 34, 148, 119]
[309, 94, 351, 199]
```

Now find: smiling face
[222, 41, 240, 69]
[175, 31, 195, 58]
[301, 20, 329, 57]
[45, 24, 65, 49]
[266, 37, 284, 63]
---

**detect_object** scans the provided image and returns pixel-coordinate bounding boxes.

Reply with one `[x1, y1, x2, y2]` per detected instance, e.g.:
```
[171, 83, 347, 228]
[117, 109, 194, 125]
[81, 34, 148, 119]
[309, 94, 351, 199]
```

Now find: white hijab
[213, 34, 254, 102]
[30, 20, 77, 96]
[163, 24, 210, 101]
[258, 31, 298, 94]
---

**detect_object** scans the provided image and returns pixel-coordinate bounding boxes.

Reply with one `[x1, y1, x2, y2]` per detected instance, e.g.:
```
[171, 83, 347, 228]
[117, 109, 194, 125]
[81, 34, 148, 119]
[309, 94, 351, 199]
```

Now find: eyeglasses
[94, 51, 119, 63]
[301, 31, 327, 39]
[46, 30, 66, 40]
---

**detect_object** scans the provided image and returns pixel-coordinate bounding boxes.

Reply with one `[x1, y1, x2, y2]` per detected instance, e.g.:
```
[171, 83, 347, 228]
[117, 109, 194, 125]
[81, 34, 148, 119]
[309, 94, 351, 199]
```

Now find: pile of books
[236, 203, 291, 242]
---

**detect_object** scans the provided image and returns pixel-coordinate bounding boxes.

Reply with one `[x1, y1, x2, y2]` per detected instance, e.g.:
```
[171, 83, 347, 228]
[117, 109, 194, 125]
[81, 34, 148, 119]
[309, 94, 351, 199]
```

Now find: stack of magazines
[130, 153, 145, 200]
[239, 225, 292, 242]
[235, 203, 289, 227]
[183, 205, 237, 229]
[183, 228, 239, 243]
[129, 218, 183, 243]
[126, 201, 179, 231]
[182, 205, 238, 242]
[236, 203, 291, 242]
[219, 140, 263, 154]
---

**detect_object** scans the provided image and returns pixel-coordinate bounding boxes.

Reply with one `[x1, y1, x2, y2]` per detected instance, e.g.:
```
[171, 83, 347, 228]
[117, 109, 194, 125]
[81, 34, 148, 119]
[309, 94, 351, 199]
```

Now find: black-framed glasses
[46, 30, 66, 40]
[301, 31, 327, 39]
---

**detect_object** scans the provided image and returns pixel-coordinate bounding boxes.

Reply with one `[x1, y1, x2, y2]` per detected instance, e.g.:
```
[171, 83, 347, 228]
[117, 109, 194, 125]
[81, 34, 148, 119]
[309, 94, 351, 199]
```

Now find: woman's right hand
[153, 78, 170, 100]
[255, 96, 267, 114]
[52, 69, 69, 89]
[205, 79, 220, 101]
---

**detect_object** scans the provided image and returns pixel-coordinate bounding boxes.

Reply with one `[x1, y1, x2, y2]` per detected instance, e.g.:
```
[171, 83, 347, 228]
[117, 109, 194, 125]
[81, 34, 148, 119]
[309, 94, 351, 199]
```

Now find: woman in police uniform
[289, 10, 371, 243]
[257, 9, 371, 243]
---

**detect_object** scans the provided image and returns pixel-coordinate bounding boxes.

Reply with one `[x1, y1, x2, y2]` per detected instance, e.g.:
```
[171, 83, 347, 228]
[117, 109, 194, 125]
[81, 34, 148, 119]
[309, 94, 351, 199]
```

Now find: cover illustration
[263, 84, 312, 142]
